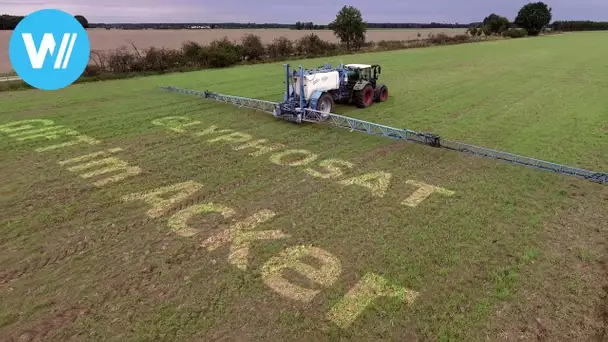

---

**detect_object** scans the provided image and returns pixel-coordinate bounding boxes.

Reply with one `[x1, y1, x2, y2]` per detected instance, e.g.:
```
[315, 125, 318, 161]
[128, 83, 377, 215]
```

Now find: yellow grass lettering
[151, 116, 201, 133]
[1, 121, 100, 151]
[338, 171, 392, 197]
[261, 245, 342, 302]
[193, 125, 233, 137]
[234, 139, 285, 157]
[168, 203, 235, 237]
[270, 149, 318, 166]
[58, 148, 140, 186]
[64, 157, 142, 187]
[122, 180, 203, 218]
[8, 125, 67, 137]
[15, 127, 79, 142]
[305, 159, 355, 179]
[201, 209, 286, 270]
[207, 132, 253, 144]
[0, 119, 54, 134]
[326, 272, 419, 328]
[58, 148, 122, 166]
[35, 135, 100, 152]
[402, 180, 455, 207]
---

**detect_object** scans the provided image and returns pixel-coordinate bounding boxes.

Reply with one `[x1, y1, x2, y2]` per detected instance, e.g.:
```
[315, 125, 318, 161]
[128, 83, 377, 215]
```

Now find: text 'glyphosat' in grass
[152, 115, 455, 206]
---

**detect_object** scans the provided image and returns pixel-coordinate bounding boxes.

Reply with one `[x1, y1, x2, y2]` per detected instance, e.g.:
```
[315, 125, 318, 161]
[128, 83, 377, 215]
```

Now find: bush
[241, 34, 265, 61]
[0, 80, 32, 92]
[82, 64, 104, 77]
[140, 47, 183, 72]
[408, 40, 431, 49]
[181, 41, 205, 67]
[106, 46, 137, 73]
[424, 33, 471, 46]
[428, 33, 451, 44]
[502, 28, 527, 38]
[205, 37, 243, 68]
[295, 33, 338, 56]
[452, 34, 471, 42]
[483, 13, 510, 35]
[376, 40, 406, 50]
[267, 36, 294, 59]
[359, 40, 374, 49]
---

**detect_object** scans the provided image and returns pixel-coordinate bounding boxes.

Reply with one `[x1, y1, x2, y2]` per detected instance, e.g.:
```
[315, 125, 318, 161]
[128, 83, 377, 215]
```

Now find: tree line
[90, 22, 290, 30]
[466, 2, 608, 35]
[89, 22, 472, 30]
[3, 7, 608, 33]
[551, 20, 608, 31]
[0, 15, 477, 31]
[0, 14, 88, 29]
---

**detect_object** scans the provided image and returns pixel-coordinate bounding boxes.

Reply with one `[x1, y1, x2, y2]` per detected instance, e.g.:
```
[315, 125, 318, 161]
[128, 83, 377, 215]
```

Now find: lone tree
[74, 15, 89, 28]
[483, 13, 509, 35]
[330, 5, 366, 50]
[482, 25, 492, 39]
[515, 2, 552, 36]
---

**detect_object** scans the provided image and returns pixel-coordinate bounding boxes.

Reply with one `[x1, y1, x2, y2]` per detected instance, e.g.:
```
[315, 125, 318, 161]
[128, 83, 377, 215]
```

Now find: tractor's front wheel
[354, 84, 375, 108]
[375, 84, 388, 102]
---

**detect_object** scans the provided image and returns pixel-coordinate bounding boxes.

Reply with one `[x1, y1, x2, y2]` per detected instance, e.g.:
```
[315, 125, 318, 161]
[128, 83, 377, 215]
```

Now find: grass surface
[0, 32, 606, 341]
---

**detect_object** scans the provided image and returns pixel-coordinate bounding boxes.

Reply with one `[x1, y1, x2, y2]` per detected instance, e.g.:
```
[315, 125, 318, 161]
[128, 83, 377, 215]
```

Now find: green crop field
[0, 32, 606, 341]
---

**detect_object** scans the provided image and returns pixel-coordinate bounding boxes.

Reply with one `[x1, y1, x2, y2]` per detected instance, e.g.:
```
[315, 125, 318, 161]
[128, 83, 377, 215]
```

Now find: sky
[1, 0, 607, 23]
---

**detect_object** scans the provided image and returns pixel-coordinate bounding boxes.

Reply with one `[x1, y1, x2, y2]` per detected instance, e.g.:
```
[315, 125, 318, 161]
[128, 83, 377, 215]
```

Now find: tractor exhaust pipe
[299, 65, 304, 110]
[284, 64, 290, 102]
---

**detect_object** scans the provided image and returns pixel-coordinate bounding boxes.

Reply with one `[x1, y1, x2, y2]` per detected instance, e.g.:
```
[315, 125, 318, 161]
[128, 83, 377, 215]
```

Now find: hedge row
[2, 32, 500, 91]
[82, 33, 479, 77]
[502, 28, 528, 38]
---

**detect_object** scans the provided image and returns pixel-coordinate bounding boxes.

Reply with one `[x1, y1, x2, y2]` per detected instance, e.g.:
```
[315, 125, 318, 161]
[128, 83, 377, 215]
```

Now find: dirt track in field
[0, 28, 465, 73]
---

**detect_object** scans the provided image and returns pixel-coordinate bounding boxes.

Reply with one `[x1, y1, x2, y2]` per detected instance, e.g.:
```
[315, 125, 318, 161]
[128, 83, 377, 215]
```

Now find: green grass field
[0, 32, 606, 341]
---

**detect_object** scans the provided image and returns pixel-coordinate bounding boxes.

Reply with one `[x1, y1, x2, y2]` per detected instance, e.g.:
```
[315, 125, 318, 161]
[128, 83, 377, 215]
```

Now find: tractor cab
[344, 64, 382, 87]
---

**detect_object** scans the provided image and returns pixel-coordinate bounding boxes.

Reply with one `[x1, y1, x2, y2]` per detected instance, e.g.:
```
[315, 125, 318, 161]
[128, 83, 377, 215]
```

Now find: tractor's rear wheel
[315, 92, 333, 121]
[354, 84, 375, 108]
[375, 84, 388, 102]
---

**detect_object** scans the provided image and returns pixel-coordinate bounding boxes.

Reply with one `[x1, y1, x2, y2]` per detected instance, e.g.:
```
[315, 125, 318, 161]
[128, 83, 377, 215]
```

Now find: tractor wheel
[315, 92, 333, 121]
[354, 84, 375, 108]
[375, 84, 388, 102]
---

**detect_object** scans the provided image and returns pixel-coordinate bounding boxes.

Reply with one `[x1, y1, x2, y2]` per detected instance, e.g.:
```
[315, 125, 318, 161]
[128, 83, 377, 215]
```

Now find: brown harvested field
[0, 28, 465, 73]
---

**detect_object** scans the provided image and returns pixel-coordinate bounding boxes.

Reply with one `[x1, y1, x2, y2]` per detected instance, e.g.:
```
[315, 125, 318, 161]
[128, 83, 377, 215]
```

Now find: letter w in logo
[21, 33, 78, 69]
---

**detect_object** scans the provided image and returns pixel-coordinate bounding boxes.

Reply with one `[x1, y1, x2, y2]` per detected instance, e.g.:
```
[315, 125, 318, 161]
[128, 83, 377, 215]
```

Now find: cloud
[1, 0, 606, 23]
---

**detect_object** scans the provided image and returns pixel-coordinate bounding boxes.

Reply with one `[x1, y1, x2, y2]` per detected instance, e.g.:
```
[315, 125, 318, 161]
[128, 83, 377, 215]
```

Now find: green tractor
[342, 63, 389, 108]
[274, 62, 389, 123]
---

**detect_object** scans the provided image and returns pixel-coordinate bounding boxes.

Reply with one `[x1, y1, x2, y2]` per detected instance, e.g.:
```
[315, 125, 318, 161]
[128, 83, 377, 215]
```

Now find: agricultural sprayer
[273, 63, 389, 123]
[158, 62, 607, 185]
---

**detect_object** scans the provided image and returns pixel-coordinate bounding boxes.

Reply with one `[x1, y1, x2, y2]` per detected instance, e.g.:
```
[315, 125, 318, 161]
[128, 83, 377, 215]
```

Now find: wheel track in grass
[0, 176, 255, 285]
[597, 258, 608, 341]
[5, 173, 338, 340]
[0, 240, 89, 284]
[0, 136, 313, 285]
[0, 110, 420, 285]
[73, 175, 332, 317]
[0, 117, 264, 284]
